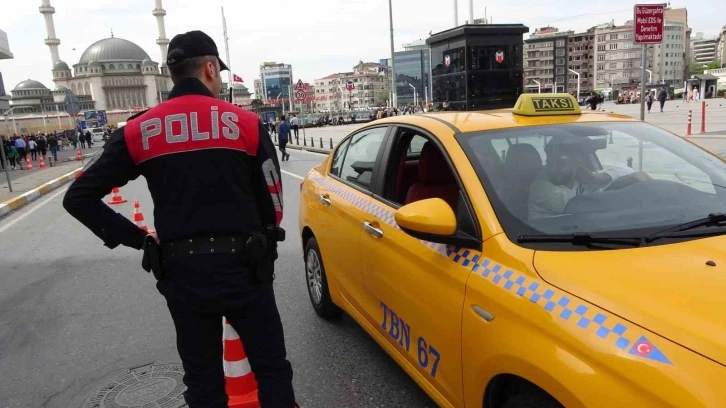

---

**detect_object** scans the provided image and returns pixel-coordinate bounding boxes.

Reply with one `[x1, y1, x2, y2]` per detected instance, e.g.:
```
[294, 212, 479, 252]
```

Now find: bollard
[311, 137, 314, 146]
[700, 101, 706, 134]
[303, 136, 307, 146]
[330, 138, 333, 149]
[319, 137, 323, 148]
[686, 110, 692, 136]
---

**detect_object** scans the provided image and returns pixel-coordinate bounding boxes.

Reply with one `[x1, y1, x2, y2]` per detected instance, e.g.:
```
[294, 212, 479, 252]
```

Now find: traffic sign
[633, 4, 664, 44]
[64, 93, 81, 116]
[294, 79, 305, 90]
[295, 90, 306, 100]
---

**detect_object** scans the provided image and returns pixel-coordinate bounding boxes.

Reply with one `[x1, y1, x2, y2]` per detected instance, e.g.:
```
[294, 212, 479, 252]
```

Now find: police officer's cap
[167, 30, 230, 71]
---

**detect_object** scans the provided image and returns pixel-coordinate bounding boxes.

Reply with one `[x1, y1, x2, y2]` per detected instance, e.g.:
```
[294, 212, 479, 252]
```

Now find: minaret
[39, 0, 61, 65]
[153, 0, 170, 76]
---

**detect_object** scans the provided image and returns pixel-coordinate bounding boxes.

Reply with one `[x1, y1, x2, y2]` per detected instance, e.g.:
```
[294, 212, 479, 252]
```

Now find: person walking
[79, 131, 86, 149]
[48, 134, 58, 162]
[28, 137, 38, 161]
[646, 92, 654, 113]
[85, 130, 93, 148]
[63, 30, 296, 408]
[278, 115, 291, 162]
[14, 136, 26, 163]
[289, 114, 300, 139]
[658, 88, 668, 113]
[7, 142, 19, 170]
[37, 135, 48, 160]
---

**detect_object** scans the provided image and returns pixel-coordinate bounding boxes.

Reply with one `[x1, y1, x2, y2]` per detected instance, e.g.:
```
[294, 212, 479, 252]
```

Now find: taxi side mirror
[394, 198, 457, 239]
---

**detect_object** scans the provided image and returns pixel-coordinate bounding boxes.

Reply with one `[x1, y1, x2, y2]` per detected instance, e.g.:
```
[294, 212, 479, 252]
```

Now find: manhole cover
[82, 363, 186, 408]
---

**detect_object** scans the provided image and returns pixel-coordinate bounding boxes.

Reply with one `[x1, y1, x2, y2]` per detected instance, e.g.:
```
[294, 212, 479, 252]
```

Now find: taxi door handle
[319, 194, 331, 206]
[363, 221, 383, 238]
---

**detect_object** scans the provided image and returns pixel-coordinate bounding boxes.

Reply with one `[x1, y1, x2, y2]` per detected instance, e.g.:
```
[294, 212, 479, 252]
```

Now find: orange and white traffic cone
[132, 201, 154, 233]
[106, 187, 128, 205]
[76, 147, 83, 161]
[25, 155, 33, 171]
[38, 154, 47, 169]
[223, 319, 260, 408]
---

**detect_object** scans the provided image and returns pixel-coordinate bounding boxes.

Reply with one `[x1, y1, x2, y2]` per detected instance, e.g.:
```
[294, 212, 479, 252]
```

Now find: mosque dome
[54, 85, 69, 92]
[141, 58, 155, 67]
[53, 60, 70, 71]
[87, 60, 100, 67]
[78, 37, 150, 64]
[13, 79, 48, 91]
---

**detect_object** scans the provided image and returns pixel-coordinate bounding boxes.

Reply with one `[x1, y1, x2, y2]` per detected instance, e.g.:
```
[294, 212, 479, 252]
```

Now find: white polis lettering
[221, 111, 240, 140]
[211, 106, 220, 139]
[140, 118, 162, 150]
[190, 112, 209, 141]
[165, 113, 189, 143]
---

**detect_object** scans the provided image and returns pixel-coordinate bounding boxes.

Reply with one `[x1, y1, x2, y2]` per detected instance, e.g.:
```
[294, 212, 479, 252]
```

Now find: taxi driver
[528, 138, 647, 219]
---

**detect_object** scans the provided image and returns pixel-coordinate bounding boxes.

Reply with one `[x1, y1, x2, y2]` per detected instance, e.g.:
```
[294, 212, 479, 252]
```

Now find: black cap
[166, 30, 229, 71]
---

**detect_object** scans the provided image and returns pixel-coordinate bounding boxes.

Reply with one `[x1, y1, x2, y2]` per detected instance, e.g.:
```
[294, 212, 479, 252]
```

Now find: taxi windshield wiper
[646, 213, 726, 242]
[517, 232, 643, 247]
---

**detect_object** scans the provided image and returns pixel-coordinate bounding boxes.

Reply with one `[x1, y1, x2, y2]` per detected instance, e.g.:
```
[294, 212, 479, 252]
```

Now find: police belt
[160, 235, 256, 263]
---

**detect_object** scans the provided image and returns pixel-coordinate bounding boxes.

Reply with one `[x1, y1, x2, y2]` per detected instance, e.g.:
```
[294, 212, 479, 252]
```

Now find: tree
[706, 59, 722, 70]
[687, 61, 706, 76]
[250, 99, 263, 111]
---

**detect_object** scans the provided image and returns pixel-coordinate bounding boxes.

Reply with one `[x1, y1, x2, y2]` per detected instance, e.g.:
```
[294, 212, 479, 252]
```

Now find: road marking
[281, 170, 304, 180]
[292, 149, 328, 157]
[0, 187, 68, 233]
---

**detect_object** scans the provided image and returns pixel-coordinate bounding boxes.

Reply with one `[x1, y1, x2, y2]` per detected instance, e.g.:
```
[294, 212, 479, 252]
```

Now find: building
[393, 40, 430, 106]
[718, 25, 726, 67]
[9, 79, 94, 114]
[314, 61, 391, 111]
[691, 32, 719, 65]
[0, 29, 12, 113]
[219, 82, 253, 106]
[593, 21, 652, 96]
[259, 62, 293, 102]
[524, 27, 571, 93]
[567, 29, 595, 96]
[31, 0, 172, 112]
[652, 20, 687, 86]
[664, 7, 690, 63]
[253, 79, 263, 100]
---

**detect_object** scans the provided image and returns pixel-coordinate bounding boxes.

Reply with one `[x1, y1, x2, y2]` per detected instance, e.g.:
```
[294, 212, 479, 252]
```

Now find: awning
[694, 74, 719, 80]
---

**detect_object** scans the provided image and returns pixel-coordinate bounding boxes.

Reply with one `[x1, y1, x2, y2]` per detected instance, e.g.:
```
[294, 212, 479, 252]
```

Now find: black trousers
[292, 125, 299, 138]
[158, 254, 295, 408]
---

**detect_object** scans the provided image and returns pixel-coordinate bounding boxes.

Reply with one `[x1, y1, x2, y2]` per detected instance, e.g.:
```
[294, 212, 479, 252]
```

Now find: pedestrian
[28, 137, 38, 161]
[658, 88, 667, 112]
[7, 143, 19, 170]
[63, 30, 296, 408]
[85, 130, 93, 148]
[79, 131, 86, 149]
[646, 92, 653, 113]
[278, 115, 290, 161]
[48, 134, 59, 162]
[38, 135, 48, 160]
[693, 88, 700, 103]
[290, 114, 300, 139]
[14, 136, 26, 163]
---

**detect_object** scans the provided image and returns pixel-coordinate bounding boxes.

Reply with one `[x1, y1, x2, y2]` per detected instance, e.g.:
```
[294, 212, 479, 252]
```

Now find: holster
[249, 226, 286, 285]
[142, 235, 164, 280]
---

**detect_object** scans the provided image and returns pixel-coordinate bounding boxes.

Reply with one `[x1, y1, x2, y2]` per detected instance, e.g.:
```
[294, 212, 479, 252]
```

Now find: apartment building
[523, 27, 570, 93]
[259, 62, 293, 102]
[653, 21, 687, 86]
[314, 61, 391, 111]
[691, 32, 719, 65]
[567, 28, 595, 96]
[718, 25, 726, 67]
[593, 21, 652, 93]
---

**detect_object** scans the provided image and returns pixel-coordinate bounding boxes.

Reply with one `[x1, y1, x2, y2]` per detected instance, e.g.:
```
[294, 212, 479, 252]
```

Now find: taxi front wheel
[304, 237, 342, 319]
[501, 392, 562, 408]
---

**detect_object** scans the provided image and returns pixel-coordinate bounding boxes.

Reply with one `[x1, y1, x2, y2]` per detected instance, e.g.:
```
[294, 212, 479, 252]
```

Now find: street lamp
[388, 0, 397, 107]
[568, 68, 581, 100]
[533, 79, 541, 93]
[645, 69, 652, 84]
[408, 83, 417, 107]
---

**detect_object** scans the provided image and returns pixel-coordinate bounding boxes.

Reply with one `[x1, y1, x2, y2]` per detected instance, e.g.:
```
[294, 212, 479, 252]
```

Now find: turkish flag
[233, 74, 244, 83]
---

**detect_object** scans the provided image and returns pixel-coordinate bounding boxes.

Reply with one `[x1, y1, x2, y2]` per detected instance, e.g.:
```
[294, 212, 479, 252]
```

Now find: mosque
[10, 0, 173, 114]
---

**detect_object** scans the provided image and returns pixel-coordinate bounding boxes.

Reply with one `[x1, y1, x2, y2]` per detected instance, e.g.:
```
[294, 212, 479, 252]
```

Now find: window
[609, 63, 617, 69]
[598, 35, 606, 41]
[597, 64, 604, 71]
[109, 64, 115, 69]
[597, 45, 606, 51]
[608, 53, 618, 60]
[610, 34, 618, 40]
[556, 49, 565, 57]
[597, 54, 605, 61]
[335, 127, 388, 190]
[556, 67, 565, 74]
[556, 40, 565, 47]
[609, 43, 618, 50]
[556, 58, 565, 65]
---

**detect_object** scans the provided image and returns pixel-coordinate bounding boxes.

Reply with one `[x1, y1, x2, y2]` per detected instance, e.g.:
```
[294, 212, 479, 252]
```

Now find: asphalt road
[0, 149, 434, 407]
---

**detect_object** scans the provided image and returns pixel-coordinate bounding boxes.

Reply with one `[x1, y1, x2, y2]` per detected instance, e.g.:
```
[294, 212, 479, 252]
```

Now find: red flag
[233, 74, 244, 83]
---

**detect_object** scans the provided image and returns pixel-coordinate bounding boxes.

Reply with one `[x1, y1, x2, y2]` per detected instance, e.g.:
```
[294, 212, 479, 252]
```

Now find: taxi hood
[533, 236, 726, 366]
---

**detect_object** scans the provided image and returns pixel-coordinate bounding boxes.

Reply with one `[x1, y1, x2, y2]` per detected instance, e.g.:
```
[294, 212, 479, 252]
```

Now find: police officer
[63, 30, 296, 407]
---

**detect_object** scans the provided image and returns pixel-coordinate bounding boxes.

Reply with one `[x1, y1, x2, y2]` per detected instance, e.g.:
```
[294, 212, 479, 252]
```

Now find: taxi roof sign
[513, 93, 581, 116]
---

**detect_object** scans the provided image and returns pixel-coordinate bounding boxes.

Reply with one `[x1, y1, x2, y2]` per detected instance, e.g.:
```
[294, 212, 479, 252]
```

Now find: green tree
[688, 61, 706, 75]
[706, 59, 722, 70]
[250, 99, 263, 111]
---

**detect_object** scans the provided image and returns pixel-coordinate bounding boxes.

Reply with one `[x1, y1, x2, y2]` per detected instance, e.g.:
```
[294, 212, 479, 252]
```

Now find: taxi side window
[336, 127, 387, 190]
[330, 138, 351, 177]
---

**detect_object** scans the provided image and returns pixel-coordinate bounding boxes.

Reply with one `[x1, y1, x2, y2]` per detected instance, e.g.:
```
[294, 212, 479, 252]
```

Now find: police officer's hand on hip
[63, 30, 297, 408]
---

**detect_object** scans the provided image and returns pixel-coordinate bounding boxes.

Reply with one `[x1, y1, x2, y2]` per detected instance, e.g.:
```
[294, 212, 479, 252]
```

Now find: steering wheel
[604, 172, 648, 191]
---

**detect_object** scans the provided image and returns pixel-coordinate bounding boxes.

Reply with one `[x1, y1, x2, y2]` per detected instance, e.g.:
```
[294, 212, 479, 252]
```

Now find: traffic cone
[132, 201, 154, 233]
[38, 154, 47, 169]
[76, 147, 82, 161]
[106, 187, 128, 205]
[25, 155, 33, 171]
[223, 319, 260, 408]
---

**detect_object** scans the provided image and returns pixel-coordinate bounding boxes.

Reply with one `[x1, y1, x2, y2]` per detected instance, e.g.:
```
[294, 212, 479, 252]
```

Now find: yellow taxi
[298, 94, 726, 408]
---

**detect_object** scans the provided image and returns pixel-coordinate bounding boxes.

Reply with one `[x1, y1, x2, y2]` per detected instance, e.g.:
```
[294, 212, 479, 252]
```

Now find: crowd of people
[0, 129, 99, 171]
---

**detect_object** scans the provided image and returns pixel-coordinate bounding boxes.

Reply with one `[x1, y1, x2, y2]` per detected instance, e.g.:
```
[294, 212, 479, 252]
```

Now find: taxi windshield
[458, 122, 726, 248]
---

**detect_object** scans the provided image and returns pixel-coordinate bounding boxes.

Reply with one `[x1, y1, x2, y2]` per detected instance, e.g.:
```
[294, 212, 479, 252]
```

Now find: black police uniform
[63, 31, 295, 408]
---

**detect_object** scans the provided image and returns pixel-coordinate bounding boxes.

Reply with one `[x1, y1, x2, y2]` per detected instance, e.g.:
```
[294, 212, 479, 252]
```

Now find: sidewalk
[0, 163, 84, 219]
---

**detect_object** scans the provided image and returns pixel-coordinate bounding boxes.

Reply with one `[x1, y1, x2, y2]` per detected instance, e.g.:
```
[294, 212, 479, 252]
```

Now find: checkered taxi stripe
[307, 173, 672, 365]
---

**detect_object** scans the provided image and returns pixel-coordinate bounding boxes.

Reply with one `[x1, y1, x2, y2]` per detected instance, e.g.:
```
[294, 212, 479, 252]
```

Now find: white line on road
[0, 187, 68, 234]
[281, 170, 304, 180]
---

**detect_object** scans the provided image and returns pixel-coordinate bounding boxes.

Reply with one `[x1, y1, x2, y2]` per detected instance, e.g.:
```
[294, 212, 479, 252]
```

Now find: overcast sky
[1, 0, 723, 97]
